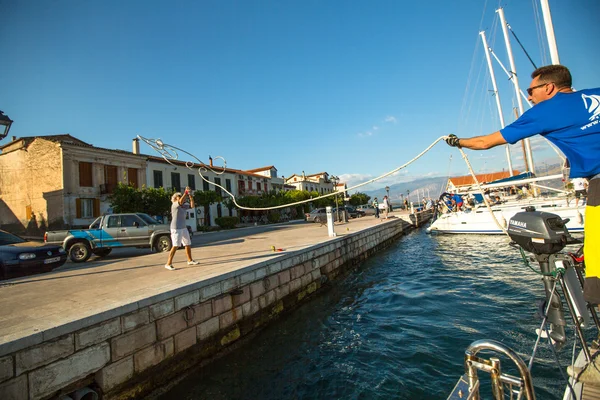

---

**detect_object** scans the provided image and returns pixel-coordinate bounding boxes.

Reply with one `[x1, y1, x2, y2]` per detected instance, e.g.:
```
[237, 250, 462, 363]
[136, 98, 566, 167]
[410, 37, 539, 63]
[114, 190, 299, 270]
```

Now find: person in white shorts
[165, 187, 199, 270]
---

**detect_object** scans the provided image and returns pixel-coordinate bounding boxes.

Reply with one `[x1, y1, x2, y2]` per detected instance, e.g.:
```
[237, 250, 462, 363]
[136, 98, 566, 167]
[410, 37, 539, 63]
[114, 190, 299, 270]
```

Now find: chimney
[209, 156, 213, 167]
[132, 138, 140, 154]
[12, 136, 16, 141]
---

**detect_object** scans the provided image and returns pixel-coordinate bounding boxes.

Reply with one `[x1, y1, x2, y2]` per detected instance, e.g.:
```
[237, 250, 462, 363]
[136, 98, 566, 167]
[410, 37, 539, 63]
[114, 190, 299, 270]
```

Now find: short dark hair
[531, 65, 572, 89]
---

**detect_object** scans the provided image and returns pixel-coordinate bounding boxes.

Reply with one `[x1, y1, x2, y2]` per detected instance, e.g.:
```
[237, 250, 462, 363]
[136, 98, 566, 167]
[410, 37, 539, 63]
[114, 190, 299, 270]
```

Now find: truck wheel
[92, 248, 112, 258]
[69, 242, 91, 263]
[155, 235, 172, 252]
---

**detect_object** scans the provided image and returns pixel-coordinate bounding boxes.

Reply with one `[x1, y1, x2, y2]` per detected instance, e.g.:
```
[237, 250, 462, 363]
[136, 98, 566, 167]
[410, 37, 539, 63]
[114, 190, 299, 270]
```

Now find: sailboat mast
[479, 30, 514, 176]
[497, 7, 536, 175]
[540, 0, 560, 64]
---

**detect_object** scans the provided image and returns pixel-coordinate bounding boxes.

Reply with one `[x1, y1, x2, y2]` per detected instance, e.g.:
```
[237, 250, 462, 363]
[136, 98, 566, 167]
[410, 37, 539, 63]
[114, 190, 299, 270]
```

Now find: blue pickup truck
[44, 213, 172, 263]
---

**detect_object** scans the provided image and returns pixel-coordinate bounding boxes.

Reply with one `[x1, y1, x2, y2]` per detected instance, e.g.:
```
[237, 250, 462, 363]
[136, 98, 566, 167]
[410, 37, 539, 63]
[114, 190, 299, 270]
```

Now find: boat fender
[577, 211, 583, 225]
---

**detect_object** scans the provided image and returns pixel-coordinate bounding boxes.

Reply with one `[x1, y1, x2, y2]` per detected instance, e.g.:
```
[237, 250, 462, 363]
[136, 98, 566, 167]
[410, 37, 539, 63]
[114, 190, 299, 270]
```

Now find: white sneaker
[187, 260, 199, 265]
[165, 265, 176, 271]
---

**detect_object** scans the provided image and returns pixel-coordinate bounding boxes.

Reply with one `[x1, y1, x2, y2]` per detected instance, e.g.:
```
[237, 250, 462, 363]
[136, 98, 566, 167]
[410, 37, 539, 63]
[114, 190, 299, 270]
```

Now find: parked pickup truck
[44, 213, 172, 263]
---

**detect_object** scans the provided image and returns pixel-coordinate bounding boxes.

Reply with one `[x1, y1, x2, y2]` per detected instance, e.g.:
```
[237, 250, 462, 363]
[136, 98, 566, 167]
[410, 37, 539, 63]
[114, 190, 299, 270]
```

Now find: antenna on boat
[479, 30, 514, 177]
[496, 7, 536, 177]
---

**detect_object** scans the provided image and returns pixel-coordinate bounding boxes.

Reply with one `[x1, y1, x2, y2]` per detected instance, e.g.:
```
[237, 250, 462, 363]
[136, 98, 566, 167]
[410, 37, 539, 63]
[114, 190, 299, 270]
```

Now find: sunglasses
[527, 82, 552, 96]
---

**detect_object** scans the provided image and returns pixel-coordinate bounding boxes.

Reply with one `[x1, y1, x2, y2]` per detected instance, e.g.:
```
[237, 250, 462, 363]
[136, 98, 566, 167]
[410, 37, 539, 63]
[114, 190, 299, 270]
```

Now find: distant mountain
[362, 176, 448, 204]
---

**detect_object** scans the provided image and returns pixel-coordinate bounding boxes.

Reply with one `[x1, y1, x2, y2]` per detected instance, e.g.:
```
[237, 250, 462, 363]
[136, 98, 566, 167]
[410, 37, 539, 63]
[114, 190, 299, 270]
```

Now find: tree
[142, 187, 172, 218]
[108, 183, 143, 213]
[349, 192, 370, 206]
[193, 190, 223, 226]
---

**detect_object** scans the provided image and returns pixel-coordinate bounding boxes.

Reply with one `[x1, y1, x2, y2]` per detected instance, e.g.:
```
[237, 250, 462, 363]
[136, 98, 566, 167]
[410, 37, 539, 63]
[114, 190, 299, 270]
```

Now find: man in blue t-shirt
[445, 65, 600, 304]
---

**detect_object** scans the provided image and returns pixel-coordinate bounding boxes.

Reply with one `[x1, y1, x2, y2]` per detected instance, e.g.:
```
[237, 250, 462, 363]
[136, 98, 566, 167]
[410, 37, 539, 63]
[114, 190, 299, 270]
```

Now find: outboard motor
[507, 207, 574, 348]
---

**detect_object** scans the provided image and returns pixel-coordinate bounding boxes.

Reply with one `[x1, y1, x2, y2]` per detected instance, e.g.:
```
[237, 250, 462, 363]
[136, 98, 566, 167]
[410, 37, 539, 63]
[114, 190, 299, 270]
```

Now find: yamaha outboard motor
[507, 207, 574, 348]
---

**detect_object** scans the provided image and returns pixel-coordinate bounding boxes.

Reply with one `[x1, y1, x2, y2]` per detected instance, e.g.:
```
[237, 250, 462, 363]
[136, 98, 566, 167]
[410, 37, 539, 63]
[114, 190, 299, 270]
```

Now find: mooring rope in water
[138, 135, 447, 211]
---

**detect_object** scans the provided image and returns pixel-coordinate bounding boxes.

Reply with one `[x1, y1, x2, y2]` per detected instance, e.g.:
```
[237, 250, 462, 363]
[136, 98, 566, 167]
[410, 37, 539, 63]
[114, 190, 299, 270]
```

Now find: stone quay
[0, 210, 432, 400]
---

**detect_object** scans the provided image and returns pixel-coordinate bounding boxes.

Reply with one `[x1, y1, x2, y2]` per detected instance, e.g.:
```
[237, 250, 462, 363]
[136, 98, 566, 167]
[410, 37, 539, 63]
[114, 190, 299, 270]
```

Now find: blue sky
[2, 0, 599, 191]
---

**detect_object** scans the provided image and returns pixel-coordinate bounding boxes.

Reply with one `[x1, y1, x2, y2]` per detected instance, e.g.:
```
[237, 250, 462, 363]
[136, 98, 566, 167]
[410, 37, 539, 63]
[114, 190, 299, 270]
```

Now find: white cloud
[384, 116, 397, 124]
[372, 126, 379, 130]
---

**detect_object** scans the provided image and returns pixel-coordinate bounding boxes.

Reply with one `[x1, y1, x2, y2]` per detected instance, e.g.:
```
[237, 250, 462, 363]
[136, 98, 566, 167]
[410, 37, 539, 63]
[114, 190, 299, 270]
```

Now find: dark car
[344, 206, 365, 218]
[0, 229, 68, 280]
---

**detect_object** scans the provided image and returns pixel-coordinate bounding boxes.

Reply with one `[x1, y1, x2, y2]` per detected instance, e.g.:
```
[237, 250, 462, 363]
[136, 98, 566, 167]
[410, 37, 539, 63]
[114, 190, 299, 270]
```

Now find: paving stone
[200, 283, 222, 301]
[249, 281, 265, 298]
[156, 311, 187, 341]
[174, 327, 196, 353]
[263, 275, 279, 291]
[231, 287, 250, 307]
[174, 290, 200, 311]
[29, 343, 110, 400]
[75, 318, 121, 351]
[121, 309, 149, 333]
[277, 270, 290, 284]
[0, 374, 27, 400]
[213, 295, 232, 315]
[15, 334, 74, 375]
[197, 317, 219, 341]
[111, 324, 156, 361]
[96, 355, 134, 392]
[133, 338, 173, 373]
[186, 301, 212, 327]
[0, 355, 13, 383]
[219, 307, 242, 329]
[149, 299, 175, 321]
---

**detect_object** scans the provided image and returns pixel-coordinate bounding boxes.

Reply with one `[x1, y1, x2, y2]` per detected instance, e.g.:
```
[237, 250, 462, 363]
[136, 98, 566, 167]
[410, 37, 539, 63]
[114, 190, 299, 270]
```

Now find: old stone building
[0, 135, 147, 233]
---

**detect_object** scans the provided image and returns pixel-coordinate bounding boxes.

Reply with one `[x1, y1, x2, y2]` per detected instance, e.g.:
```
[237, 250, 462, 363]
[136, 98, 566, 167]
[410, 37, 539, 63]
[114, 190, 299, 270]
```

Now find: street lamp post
[0, 111, 14, 141]
[331, 176, 339, 222]
[385, 185, 390, 212]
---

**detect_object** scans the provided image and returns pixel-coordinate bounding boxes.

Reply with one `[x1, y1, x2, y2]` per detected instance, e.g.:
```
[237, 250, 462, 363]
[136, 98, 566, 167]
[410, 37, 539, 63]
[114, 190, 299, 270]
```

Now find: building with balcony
[284, 171, 336, 194]
[0, 134, 147, 232]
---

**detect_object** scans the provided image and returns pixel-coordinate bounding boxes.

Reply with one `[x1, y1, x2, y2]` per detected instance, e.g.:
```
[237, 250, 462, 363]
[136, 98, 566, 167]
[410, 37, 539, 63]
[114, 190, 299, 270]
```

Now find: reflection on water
[158, 230, 587, 399]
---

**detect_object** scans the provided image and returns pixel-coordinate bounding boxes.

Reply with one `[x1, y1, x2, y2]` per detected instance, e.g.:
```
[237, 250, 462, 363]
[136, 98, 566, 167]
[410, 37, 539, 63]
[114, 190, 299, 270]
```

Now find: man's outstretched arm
[447, 131, 507, 150]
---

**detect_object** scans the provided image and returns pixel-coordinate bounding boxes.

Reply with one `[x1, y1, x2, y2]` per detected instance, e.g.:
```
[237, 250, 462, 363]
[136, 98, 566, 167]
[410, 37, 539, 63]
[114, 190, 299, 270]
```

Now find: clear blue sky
[2, 0, 599, 191]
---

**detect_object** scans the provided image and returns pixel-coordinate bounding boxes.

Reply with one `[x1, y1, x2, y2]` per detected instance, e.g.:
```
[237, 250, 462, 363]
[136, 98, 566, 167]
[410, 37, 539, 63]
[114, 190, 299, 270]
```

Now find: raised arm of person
[446, 131, 507, 150]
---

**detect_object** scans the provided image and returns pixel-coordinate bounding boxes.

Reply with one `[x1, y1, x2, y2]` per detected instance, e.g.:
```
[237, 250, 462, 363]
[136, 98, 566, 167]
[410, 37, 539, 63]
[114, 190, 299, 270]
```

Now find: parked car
[357, 204, 377, 215]
[305, 208, 342, 223]
[344, 206, 365, 218]
[0, 229, 67, 280]
[44, 213, 172, 263]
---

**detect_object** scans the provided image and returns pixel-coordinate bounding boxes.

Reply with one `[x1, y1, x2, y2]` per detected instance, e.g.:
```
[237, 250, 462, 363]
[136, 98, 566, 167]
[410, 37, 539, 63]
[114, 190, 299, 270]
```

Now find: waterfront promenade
[0, 212, 410, 355]
[0, 210, 425, 399]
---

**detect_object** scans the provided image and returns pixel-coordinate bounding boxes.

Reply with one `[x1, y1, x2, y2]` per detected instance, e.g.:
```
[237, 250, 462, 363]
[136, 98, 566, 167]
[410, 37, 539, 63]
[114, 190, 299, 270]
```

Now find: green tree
[349, 192, 371, 206]
[193, 190, 223, 226]
[142, 187, 172, 217]
[108, 183, 143, 213]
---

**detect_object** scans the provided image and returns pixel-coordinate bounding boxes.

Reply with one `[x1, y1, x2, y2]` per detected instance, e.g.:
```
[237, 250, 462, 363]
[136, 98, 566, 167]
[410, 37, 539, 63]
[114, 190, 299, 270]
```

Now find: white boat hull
[427, 201, 585, 234]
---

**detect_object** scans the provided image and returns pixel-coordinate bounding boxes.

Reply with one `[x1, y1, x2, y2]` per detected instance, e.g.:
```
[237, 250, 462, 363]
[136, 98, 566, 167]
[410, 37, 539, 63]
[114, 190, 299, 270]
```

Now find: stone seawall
[0, 218, 413, 400]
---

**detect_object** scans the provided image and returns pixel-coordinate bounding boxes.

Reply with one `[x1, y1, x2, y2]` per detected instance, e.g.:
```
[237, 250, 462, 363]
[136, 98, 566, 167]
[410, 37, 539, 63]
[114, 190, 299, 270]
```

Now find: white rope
[138, 135, 447, 212]
[456, 146, 510, 235]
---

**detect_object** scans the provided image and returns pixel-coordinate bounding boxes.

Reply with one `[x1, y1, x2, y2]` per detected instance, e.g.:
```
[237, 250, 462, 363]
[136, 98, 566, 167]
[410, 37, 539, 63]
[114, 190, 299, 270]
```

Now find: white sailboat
[427, 2, 586, 236]
[446, 2, 596, 399]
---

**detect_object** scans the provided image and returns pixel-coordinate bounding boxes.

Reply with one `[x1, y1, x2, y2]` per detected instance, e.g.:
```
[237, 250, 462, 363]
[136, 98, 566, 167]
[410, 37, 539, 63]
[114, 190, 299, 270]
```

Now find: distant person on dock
[445, 64, 600, 304]
[572, 177, 589, 207]
[404, 198, 409, 211]
[373, 198, 380, 218]
[382, 195, 389, 219]
[165, 187, 200, 271]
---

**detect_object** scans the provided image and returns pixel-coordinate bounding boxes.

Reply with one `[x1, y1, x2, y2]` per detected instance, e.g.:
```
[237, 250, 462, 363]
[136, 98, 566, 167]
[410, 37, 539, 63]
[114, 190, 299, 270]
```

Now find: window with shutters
[128, 168, 138, 188]
[188, 174, 196, 190]
[226, 179, 232, 192]
[171, 172, 181, 192]
[153, 170, 163, 188]
[80, 199, 95, 218]
[214, 177, 222, 196]
[203, 178, 210, 191]
[79, 162, 93, 187]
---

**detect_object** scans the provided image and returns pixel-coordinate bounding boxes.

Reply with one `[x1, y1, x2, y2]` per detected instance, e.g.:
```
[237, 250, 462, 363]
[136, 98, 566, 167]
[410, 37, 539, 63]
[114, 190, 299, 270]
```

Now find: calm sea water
[158, 229, 589, 399]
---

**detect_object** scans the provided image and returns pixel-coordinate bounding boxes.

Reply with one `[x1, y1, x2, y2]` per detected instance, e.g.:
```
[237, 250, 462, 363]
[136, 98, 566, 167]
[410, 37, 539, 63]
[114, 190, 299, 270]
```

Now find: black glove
[446, 134, 461, 148]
